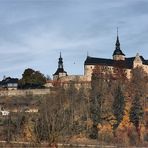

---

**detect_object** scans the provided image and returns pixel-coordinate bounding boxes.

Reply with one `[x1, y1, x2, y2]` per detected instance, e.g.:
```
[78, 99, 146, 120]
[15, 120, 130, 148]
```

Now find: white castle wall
[0, 89, 51, 97]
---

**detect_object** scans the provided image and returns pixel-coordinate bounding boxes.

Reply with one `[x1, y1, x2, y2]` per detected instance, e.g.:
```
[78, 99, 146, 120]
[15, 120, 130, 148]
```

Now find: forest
[0, 66, 148, 147]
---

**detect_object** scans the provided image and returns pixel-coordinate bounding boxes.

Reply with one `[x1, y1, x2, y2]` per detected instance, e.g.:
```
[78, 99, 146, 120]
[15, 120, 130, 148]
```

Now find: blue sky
[0, 0, 148, 79]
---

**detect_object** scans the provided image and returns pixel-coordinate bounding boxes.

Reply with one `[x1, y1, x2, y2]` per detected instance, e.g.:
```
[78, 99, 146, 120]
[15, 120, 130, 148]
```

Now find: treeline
[1, 66, 148, 147]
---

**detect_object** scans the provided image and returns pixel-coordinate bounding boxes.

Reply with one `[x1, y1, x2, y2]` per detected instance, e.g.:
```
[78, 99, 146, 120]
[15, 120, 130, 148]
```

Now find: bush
[128, 128, 139, 146]
[97, 124, 114, 144]
[144, 133, 148, 142]
[113, 129, 129, 147]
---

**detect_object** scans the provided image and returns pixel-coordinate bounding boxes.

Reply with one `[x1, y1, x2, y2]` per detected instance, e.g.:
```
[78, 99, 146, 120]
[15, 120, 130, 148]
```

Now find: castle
[53, 33, 148, 85]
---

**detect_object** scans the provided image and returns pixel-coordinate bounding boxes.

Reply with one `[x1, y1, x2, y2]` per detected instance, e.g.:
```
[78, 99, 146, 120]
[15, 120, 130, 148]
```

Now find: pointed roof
[113, 29, 125, 56]
[58, 52, 63, 69]
[134, 53, 142, 63]
[53, 53, 67, 76]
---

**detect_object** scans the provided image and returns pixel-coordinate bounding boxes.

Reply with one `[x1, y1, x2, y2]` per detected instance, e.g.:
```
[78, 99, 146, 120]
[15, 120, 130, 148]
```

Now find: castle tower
[53, 52, 67, 80]
[133, 53, 143, 68]
[113, 29, 125, 60]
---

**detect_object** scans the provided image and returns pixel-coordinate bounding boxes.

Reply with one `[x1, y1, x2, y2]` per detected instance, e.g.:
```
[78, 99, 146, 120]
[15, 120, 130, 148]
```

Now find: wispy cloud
[0, 0, 147, 79]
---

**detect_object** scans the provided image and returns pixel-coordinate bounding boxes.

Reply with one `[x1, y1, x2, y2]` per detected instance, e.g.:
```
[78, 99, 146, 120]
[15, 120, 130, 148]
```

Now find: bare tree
[34, 88, 70, 145]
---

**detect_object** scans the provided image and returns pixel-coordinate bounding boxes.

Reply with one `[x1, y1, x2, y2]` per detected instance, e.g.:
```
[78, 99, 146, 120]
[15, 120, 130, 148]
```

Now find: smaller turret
[53, 52, 67, 80]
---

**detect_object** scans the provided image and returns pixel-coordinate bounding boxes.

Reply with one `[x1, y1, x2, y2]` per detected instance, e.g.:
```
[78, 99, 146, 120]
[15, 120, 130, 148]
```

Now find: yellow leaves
[118, 103, 132, 130]
[98, 123, 112, 133]
[119, 114, 131, 129]
[63, 101, 70, 110]
[22, 119, 36, 142]
[24, 126, 32, 140]
[97, 123, 114, 143]
[86, 118, 93, 129]
[97, 123, 102, 130]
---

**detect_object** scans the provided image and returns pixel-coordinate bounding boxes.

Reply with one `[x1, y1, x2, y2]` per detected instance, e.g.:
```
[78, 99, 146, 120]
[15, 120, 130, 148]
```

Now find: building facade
[84, 34, 148, 80]
[53, 34, 148, 83]
[0, 77, 18, 90]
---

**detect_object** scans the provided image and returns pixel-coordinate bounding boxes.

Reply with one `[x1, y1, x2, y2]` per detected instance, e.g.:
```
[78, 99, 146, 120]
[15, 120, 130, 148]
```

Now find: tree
[128, 67, 147, 141]
[34, 88, 70, 145]
[77, 86, 90, 134]
[22, 68, 34, 84]
[129, 94, 144, 140]
[112, 85, 125, 134]
[89, 65, 111, 139]
[64, 82, 79, 136]
[89, 92, 101, 139]
[19, 68, 46, 89]
[129, 67, 148, 109]
[46, 75, 51, 80]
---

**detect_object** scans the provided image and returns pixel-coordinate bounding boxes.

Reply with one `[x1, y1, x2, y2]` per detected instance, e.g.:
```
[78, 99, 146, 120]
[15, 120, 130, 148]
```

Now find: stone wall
[0, 89, 51, 97]
[59, 75, 90, 82]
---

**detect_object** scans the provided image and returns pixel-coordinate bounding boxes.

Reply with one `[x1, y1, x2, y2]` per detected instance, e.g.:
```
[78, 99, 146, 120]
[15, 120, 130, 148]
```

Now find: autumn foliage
[0, 66, 148, 147]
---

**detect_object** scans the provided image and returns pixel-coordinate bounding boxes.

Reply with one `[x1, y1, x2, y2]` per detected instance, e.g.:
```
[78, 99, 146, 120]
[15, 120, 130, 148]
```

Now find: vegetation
[0, 66, 148, 147]
[112, 85, 125, 133]
[19, 68, 46, 89]
[129, 94, 144, 140]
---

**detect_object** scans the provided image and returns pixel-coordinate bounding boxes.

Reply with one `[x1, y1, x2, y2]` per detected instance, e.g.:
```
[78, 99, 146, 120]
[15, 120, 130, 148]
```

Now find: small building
[0, 77, 18, 90]
[44, 80, 53, 88]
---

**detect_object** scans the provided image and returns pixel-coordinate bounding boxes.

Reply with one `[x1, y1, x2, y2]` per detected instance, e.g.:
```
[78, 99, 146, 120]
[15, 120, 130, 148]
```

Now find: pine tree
[129, 94, 144, 139]
[112, 85, 125, 133]
[89, 65, 109, 139]
[89, 88, 102, 139]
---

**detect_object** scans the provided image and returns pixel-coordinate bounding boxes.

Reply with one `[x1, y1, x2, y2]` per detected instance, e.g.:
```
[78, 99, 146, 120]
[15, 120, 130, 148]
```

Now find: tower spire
[58, 52, 63, 69]
[112, 28, 125, 60]
[53, 52, 67, 79]
[116, 27, 120, 49]
[60, 51, 62, 58]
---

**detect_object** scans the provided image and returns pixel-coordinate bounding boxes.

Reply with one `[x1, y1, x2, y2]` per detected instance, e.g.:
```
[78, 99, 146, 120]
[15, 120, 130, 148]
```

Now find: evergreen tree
[89, 88, 102, 139]
[129, 67, 148, 110]
[129, 94, 144, 139]
[89, 66, 108, 139]
[128, 67, 147, 140]
[112, 85, 125, 132]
